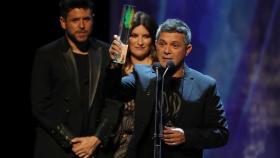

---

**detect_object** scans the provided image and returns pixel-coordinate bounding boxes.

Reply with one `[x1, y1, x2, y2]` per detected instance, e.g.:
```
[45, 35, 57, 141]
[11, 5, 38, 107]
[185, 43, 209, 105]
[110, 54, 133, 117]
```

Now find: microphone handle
[154, 66, 170, 158]
[153, 67, 161, 158]
[160, 67, 169, 134]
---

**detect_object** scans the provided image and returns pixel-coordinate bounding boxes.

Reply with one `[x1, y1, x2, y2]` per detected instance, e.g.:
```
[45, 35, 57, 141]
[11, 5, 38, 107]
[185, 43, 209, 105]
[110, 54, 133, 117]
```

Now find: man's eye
[172, 44, 179, 48]
[85, 17, 91, 20]
[159, 42, 165, 46]
[72, 19, 79, 22]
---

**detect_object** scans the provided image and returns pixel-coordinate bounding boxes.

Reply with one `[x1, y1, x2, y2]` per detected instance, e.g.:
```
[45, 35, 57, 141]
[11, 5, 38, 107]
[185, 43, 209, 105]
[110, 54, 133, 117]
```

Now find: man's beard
[66, 31, 90, 52]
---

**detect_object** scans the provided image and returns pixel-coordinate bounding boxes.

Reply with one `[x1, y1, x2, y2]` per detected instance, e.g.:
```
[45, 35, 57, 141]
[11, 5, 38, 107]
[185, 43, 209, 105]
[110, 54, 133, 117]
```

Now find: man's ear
[60, 16, 66, 29]
[185, 44, 192, 57]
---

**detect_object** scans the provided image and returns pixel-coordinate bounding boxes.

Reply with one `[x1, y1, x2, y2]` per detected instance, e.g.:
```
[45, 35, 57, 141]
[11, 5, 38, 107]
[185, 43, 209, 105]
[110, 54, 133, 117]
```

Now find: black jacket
[107, 64, 229, 158]
[31, 37, 120, 158]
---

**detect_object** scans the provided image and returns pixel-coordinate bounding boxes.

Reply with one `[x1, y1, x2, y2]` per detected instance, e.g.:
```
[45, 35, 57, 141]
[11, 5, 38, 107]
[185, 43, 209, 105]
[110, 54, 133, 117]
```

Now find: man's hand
[163, 126, 185, 146]
[71, 136, 101, 158]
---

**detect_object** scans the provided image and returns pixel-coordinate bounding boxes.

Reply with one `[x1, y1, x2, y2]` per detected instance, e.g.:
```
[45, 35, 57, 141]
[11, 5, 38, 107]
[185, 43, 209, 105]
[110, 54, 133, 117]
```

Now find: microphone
[153, 61, 175, 74]
[166, 60, 175, 68]
[153, 60, 175, 158]
[160, 60, 175, 134]
[164, 60, 175, 76]
[152, 62, 161, 70]
[153, 62, 161, 158]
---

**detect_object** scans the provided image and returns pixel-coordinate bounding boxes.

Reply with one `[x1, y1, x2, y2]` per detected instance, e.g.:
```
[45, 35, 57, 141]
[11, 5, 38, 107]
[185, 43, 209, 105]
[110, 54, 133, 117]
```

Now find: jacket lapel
[60, 37, 102, 110]
[88, 46, 102, 109]
[61, 47, 81, 98]
[174, 65, 194, 125]
[181, 65, 194, 100]
[133, 66, 157, 144]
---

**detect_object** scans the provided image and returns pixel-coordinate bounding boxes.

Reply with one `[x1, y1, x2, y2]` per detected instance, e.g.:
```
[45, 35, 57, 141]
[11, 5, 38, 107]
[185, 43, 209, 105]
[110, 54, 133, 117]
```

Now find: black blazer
[109, 64, 229, 158]
[31, 37, 120, 158]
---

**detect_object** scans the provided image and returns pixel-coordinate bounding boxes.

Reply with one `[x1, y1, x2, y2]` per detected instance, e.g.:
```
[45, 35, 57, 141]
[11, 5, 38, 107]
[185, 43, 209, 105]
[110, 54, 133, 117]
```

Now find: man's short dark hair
[59, 0, 94, 18]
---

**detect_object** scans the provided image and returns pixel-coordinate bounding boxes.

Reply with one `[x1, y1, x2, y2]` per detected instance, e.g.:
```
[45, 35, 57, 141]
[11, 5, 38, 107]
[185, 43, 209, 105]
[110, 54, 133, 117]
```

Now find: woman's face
[129, 25, 153, 60]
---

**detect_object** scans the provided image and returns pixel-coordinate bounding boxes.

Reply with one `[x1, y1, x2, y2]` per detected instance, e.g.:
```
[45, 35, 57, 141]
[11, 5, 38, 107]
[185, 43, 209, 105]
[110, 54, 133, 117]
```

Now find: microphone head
[163, 60, 176, 77]
[166, 60, 175, 69]
[152, 62, 161, 70]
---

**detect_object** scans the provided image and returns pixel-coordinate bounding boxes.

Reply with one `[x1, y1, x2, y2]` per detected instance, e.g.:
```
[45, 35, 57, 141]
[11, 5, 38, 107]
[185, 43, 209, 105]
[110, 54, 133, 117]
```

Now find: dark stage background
[23, 0, 279, 157]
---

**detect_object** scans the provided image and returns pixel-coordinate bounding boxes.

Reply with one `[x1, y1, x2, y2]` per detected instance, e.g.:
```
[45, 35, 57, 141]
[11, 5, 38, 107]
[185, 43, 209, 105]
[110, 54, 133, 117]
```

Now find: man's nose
[163, 45, 171, 54]
[79, 20, 85, 28]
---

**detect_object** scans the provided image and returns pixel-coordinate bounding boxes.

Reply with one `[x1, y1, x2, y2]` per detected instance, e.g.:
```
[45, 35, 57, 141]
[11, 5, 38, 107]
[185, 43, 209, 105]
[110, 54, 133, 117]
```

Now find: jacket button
[66, 109, 70, 113]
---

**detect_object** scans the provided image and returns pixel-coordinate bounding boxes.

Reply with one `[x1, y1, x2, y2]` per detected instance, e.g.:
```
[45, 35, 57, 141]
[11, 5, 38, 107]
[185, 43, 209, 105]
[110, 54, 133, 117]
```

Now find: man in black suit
[31, 0, 120, 157]
[108, 19, 229, 158]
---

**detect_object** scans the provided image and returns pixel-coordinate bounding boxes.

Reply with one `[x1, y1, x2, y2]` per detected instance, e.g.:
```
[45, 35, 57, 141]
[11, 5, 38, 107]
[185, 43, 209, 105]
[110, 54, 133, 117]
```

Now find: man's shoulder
[133, 64, 155, 81]
[91, 38, 109, 49]
[187, 67, 216, 85]
[37, 37, 65, 54]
